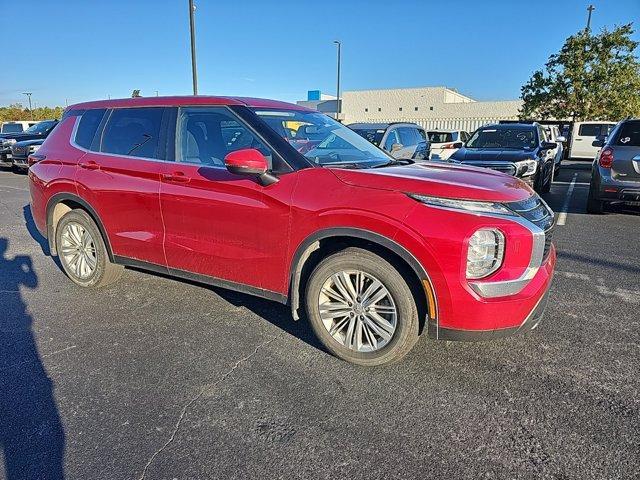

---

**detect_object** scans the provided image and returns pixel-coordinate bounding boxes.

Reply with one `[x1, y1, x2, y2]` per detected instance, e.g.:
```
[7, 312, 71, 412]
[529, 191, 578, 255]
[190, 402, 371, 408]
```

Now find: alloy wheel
[60, 222, 97, 279]
[318, 270, 398, 352]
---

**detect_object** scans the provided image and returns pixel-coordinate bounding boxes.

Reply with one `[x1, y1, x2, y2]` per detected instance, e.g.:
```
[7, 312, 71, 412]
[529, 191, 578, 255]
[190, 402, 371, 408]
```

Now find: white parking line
[557, 173, 578, 226]
[552, 181, 589, 186]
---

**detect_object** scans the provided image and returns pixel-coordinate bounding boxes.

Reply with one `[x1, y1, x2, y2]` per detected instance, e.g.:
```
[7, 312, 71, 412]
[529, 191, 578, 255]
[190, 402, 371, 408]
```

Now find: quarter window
[75, 109, 106, 149]
[101, 107, 164, 159]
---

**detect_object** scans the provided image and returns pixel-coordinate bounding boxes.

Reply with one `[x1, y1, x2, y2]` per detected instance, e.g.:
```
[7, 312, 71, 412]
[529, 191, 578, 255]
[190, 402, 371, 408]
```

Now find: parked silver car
[588, 119, 640, 213]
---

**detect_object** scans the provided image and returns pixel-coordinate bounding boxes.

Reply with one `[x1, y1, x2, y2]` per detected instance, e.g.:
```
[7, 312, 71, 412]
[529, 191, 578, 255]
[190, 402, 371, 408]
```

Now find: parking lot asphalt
[0, 162, 638, 480]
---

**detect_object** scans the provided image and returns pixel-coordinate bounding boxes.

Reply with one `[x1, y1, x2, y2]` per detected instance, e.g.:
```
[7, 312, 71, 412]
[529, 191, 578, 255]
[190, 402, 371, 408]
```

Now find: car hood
[14, 138, 44, 147]
[450, 148, 536, 163]
[330, 162, 533, 203]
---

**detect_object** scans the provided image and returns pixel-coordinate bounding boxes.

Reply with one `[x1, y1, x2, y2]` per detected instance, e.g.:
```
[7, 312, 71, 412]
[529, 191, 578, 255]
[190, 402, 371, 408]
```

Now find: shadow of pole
[0, 238, 65, 479]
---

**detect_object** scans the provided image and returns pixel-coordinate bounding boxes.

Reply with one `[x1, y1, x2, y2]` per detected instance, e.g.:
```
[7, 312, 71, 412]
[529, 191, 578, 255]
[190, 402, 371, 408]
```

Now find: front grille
[463, 161, 516, 176]
[507, 195, 555, 260]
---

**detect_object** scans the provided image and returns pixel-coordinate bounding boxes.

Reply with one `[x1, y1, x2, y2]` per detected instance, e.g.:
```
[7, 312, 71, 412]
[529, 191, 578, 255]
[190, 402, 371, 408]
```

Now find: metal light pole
[22, 92, 33, 118]
[333, 40, 341, 120]
[189, 0, 198, 95]
[586, 4, 595, 31]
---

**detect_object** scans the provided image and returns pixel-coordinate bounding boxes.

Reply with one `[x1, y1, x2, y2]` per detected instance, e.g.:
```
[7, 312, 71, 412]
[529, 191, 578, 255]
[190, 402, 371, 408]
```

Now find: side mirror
[592, 138, 605, 148]
[541, 141, 557, 150]
[391, 143, 403, 151]
[556, 136, 566, 143]
[452, 141, 463, 149]
[224, 148, 278, 186]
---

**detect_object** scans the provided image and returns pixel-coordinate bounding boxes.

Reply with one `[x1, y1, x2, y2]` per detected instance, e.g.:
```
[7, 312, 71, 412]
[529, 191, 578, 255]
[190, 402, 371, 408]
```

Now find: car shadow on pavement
[23, 205, 51, 256]
[0, 238, 66, 479]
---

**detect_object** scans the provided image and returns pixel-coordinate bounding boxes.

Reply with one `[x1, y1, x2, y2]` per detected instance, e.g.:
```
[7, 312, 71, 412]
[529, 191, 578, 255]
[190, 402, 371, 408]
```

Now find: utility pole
[189, 0, 198, 95]
[586, 4, 595, 32]
[22, 92, 33, 118]
[333, 40, 341, 120]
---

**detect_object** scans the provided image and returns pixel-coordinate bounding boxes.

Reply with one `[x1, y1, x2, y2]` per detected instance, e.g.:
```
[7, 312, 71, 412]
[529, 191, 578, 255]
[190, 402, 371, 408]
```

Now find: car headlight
[466, 228, 505, 279]
[28, 144, 41, 153]
[408, 194, 516, 216]
[3, 139, 17, 147]
[514, 159, 537, 177]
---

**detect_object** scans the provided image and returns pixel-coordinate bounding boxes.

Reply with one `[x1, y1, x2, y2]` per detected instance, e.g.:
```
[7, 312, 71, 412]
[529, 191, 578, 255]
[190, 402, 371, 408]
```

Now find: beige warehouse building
[298, 86, 523, 132]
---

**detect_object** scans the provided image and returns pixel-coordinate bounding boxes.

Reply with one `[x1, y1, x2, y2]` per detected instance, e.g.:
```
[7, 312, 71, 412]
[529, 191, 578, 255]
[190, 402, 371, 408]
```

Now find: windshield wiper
[372, 158, 414, 168]
[321, 162, 365, 169]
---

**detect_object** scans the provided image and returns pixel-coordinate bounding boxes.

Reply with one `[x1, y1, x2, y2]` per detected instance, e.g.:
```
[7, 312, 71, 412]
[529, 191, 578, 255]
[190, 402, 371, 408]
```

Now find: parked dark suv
[449, 123, 558, 193]
[588, 119, 640, 213]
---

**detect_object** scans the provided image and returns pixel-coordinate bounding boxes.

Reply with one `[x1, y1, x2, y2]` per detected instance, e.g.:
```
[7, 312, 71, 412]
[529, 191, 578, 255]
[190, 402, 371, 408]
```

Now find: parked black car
[0, 120, 58, 168]
[449, 123, 557, 193]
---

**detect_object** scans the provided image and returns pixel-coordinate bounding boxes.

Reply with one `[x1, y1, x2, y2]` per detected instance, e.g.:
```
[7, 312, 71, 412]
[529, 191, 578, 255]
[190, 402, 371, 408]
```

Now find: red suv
[28, 96, 556, 365]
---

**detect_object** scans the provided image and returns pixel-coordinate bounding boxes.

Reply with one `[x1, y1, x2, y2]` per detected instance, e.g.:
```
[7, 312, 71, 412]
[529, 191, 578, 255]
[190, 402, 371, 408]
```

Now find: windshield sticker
[620, 137, 631, 144]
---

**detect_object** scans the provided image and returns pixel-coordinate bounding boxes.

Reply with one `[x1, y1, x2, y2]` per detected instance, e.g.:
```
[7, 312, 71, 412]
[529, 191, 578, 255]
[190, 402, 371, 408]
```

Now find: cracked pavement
[0, 164, 639, 479]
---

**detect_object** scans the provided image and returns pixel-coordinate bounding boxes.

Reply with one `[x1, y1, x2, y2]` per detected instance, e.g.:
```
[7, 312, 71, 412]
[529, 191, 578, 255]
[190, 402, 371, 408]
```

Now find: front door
[159, 106, 295, 296]
[75, 107, 168, 266]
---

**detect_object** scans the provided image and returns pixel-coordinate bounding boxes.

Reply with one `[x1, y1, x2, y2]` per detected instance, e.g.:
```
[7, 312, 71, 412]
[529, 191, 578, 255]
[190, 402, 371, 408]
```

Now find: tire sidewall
[305, 249, 418, 366]
[55, 210, 109, 287]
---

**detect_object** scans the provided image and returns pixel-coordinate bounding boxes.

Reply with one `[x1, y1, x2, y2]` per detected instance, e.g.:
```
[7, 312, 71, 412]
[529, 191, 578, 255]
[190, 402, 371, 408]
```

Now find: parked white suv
[427, 130, 470, 160]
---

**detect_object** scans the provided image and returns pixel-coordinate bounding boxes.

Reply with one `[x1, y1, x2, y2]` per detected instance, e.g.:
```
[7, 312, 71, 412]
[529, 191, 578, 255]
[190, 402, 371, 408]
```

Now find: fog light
[466, 228, 505, 279]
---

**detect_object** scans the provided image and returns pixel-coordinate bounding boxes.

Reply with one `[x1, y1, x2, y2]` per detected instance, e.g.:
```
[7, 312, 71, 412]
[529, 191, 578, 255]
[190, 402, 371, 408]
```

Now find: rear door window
[101, 107, 164, 159]
[578, 123, 612, 137]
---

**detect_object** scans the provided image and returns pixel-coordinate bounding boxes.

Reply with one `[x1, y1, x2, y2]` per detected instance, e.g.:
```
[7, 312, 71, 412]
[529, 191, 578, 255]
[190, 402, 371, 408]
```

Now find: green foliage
[520, 24, 640, 121]
[0, 103, 65, 123]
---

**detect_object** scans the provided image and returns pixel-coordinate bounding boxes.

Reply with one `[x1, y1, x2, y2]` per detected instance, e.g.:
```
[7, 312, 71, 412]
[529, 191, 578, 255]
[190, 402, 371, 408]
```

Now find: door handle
[161, 172, 190, 184]
[79, 161, 100, 170]
[574, 138, 583, 141]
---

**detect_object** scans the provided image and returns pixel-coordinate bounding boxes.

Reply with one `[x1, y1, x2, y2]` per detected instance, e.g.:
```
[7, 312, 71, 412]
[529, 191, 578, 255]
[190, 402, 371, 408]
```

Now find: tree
[520, 23, 640, 121]
[0, 104, 65, 122]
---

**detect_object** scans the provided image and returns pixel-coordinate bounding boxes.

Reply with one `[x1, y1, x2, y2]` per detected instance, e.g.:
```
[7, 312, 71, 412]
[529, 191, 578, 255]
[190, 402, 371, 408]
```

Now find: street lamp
[586, 4, 595, 32]
[334, 40, 341, 120]
[22, 92, 33, 118]
[189, 0, 198, 95]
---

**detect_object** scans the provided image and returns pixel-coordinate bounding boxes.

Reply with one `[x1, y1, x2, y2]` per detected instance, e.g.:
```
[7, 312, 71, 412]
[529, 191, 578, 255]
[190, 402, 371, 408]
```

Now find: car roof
[427, 129, 459, 133]
[68, 96, 313, 112]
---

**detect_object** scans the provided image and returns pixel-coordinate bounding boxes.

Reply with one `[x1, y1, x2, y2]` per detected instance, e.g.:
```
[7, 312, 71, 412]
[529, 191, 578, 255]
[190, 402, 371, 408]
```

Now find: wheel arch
[288, 228, 437, 328]
[46, 193, 114, 261]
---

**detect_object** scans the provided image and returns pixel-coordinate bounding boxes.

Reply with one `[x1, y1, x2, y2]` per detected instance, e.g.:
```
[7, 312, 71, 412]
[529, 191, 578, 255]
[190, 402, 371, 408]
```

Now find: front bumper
[0, 148, 12, 166]
[12, 156, 29, 169]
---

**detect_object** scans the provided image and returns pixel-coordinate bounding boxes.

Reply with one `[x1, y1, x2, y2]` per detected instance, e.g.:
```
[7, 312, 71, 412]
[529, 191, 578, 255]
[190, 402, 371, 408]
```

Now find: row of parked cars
[347, 119, 621, 197]
[0, 119, 59, 172]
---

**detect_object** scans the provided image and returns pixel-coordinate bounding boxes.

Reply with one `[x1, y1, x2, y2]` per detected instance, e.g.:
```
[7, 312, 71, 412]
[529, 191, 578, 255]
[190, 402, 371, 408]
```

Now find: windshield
[2, 123, 23, 133]
[467, 127, 537, 150]
[24, 121, 56, 134]
[350, 128, 385, 146]
[252, 109, 393, 167]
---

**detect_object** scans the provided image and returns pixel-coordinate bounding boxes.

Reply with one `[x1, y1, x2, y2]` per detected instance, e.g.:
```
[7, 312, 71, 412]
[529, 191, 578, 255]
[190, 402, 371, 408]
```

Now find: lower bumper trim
[431, 289, 550, 342]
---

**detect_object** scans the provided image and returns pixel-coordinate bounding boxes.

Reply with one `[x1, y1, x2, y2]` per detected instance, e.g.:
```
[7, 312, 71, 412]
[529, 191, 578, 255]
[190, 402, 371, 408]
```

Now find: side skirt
[113, 255, 288, 305]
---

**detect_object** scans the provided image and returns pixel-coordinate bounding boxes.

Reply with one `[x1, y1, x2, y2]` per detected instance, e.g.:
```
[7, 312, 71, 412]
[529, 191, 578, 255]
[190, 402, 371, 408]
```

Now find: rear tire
[305, 247, 419, 366]
[586, 182, 604, 214]
[55, 209, 123, 287]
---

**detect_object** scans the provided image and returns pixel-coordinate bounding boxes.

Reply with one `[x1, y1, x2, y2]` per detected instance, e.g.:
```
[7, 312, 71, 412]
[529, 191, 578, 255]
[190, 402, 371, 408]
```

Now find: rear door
[611, 120, 640, 182]
[159, 106, 295, 295]
[571, 122, 615, 159]
[75, 107, 168, 266]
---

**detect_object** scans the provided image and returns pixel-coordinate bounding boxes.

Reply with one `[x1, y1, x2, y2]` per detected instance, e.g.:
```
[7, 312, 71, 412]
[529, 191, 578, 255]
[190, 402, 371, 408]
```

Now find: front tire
[305, 247, 419, 366]
[55, 209, 123, 287]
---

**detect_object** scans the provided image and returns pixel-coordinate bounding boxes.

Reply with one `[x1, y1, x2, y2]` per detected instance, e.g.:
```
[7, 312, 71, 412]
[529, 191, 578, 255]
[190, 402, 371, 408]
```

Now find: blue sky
[1, 0, 639, 107]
